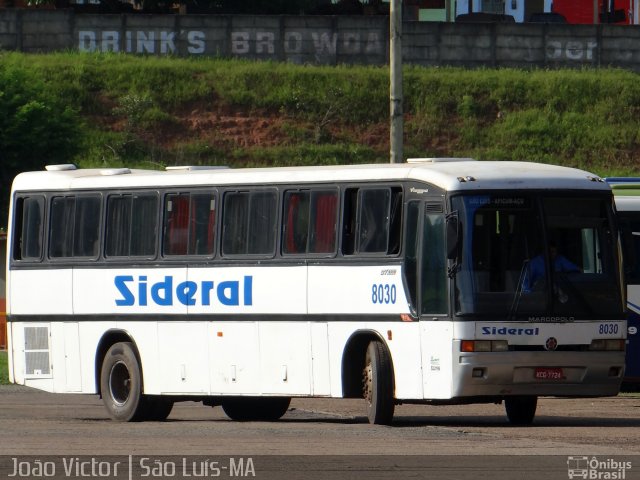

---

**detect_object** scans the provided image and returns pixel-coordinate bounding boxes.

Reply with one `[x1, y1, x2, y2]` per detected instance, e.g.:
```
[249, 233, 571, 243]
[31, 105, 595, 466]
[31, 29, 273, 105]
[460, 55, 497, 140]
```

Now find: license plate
[534, 368, 564, 380]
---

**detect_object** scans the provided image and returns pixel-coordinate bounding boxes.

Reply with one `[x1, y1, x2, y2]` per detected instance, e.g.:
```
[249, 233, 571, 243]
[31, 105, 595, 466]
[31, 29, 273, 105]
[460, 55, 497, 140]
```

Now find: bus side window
[189, 193, 216, 256]
[131, 194, 159, 256]
[342, 189, 358, 255]
[283, 191, 310, 254]
[74, 196, 101, 257]
[421, 212, 447, 315]
[309, 190, 338, 254]
[49, 195, 101, 258]
[107, 193, 158, 258]
[283, 189, 338, 255]
[106, 195, 132, 257]
[164, 194, 190, 255]
[388, 189, 403, 255]
[222, 192, 249, 255]
[222, 190, 276, 256]
[404, 201, 420, 312]
[248, 191, 277, 255]
[342, 186, 402, 256]
[13, 195, 45, 261]
[358, 189, 391, 253]
[49, 197, 75, 258]
[163, 192, 215, 257]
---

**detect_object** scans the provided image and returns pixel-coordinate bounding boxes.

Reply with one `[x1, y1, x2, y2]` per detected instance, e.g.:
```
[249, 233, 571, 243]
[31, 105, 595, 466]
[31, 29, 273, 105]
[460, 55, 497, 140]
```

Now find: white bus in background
[605, 177, 640, 388]
[6, 159, 626, 425]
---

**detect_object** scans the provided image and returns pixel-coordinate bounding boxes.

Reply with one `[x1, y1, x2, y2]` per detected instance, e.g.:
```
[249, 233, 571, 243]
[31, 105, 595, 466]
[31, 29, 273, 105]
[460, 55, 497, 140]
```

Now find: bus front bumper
[451, 350, 625, 398]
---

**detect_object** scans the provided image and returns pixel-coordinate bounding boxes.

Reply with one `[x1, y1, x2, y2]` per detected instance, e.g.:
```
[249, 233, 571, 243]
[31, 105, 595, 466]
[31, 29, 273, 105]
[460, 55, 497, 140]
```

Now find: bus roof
[11, 160, 610, 193]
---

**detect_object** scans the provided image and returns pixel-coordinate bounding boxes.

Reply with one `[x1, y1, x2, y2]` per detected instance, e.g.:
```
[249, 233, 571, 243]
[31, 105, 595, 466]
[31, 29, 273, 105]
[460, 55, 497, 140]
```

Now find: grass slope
[1, 52, 640, 176]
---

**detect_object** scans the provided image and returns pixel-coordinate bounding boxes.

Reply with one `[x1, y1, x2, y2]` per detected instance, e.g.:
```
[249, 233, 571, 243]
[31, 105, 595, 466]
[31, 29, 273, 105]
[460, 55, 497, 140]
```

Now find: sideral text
[114, 275, 253, 307]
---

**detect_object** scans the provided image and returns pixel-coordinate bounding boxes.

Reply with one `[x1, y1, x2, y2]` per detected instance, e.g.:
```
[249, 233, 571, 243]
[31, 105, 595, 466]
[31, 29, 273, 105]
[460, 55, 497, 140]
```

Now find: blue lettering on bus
[481, 326, 540, 336]
[114, 275, 254, 307]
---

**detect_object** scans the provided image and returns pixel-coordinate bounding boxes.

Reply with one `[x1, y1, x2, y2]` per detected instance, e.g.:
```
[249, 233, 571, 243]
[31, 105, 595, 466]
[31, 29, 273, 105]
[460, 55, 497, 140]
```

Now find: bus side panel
[74, 268, 188, 316]
[421, 321, 454, 399]
[10, 321, 55, 392]
[326, 322, 423, 400]
[158, 322, 210, 394]
[626, 285, 640, 382]
[8, 321, 25, 386]
[118, 321, 161, 395]
[327, 322, 361, 398]
[189, 266, 308, 315]
[74, 266, 307, 315]
[209, 322, 260, 395]
[10, 321, 86, 393]
[79, 321, 112, 395]
[62, 322, 82, 392]
[627, 308, 640, 381]
[7, 318, 14, 384]
[308, 265, 410, 314]
[11, 269, 72, 315]
[49, 322, 80, 393]
[383, 322, 423, 400]
[258, 322, 312, 395]
[310, 322, 331, 396]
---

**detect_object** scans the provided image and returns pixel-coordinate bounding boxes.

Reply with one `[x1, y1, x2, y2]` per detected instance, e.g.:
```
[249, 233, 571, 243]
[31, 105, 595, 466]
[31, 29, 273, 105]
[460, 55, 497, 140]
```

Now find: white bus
[7, 159, 626, 425]
[604, 177, 640, 388]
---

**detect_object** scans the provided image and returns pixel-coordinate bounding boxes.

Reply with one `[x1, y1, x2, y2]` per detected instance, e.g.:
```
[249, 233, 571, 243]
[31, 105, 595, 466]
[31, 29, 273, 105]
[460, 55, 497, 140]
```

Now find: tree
[0, 65, 81, 226]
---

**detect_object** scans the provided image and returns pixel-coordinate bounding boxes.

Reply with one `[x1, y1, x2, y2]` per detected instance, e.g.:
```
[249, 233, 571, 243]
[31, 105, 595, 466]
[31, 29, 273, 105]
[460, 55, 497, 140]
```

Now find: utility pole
[390, 0, 403, 164]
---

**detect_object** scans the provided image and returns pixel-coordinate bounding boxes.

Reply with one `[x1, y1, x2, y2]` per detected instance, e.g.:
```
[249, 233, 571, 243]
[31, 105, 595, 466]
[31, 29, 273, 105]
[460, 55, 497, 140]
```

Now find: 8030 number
[371, 284, 397, 304]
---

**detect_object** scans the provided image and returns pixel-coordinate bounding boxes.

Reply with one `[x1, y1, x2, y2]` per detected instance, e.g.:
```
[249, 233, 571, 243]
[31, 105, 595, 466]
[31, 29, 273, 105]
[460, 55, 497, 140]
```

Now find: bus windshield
[451, 193, 624, 319]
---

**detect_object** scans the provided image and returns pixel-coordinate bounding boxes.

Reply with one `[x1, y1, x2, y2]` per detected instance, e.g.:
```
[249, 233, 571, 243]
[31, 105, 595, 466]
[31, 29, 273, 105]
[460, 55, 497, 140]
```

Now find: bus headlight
[491, 340, 509, 352]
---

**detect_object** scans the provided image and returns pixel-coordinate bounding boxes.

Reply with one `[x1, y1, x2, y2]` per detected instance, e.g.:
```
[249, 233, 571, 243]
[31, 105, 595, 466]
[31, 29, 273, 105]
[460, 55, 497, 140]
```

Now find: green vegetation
[3, 52, 640, 172]
[0, 351, 9, 385]
[2, 52, 640, 220]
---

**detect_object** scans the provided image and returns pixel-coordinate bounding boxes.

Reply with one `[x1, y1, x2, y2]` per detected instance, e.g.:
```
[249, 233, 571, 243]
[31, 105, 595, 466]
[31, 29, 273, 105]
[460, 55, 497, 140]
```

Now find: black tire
[222, 397, 291, 421]
[505, 396, 537, 425]
[100, 342, 146, 422]
[143, 396, 174, 421]
[362, 340, 395, 425]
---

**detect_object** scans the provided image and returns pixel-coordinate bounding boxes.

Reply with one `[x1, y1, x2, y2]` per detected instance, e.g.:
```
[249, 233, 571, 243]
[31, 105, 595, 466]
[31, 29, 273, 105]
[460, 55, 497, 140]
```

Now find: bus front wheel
[362, 340, 395, 425]
[505, 396, 537, 425]
[100, 342, 146, 422]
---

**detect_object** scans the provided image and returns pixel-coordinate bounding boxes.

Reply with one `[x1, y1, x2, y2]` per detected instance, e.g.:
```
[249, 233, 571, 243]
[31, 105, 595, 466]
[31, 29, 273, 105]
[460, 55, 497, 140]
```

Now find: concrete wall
[71, 14, 388, 65]
[2, 10, 640, 70]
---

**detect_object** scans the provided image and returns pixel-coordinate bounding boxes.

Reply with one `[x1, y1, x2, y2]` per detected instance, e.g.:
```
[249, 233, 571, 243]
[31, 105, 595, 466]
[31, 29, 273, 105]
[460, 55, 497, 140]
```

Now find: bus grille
[511, 344, 590, 352]
[24, 326, 51, 375]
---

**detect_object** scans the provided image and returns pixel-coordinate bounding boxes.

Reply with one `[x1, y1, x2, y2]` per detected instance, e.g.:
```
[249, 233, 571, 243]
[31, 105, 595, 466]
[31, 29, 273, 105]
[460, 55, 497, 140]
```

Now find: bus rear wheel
[100, 342, 146, 422]
[505, 396, 537, 425]
[222, 397, 291, 421]
[362, 340, 395, 425]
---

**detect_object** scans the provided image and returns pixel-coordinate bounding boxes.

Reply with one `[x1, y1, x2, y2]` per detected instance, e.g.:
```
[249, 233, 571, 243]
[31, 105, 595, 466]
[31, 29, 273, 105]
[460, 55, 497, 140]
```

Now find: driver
[524, 242, 580, 292]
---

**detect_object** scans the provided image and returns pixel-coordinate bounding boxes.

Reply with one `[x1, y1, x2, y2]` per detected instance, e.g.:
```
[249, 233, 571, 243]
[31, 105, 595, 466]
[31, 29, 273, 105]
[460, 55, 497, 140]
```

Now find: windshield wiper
[508, 259, 530, 321]
[553, 272, 590, 311]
